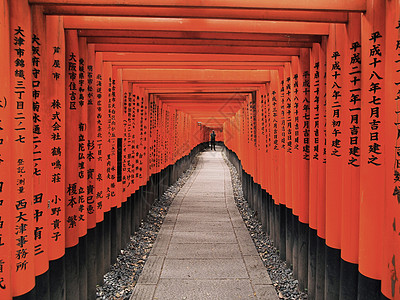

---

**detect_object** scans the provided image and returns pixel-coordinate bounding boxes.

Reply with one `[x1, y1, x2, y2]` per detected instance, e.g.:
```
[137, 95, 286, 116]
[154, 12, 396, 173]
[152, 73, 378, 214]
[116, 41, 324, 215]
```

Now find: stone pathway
[130, 147, 278, 300]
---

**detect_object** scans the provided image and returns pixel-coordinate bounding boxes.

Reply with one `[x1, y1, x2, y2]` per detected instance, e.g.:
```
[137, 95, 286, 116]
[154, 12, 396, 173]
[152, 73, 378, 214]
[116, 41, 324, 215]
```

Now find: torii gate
[0, 0, 399, 299]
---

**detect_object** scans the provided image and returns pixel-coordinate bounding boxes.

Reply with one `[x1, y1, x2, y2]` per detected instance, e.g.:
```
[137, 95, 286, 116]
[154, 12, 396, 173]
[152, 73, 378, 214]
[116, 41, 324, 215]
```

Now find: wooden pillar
[77, 37, 88, 238]
[298, 48, 311, 292]
[270, 70, 281, 249]
[86, 42, 97, 300]
[94, 51, 105, 284]
[77, 36, 88, 300]
[308, 42, 320, 300]
[340, 12, 362, 300]
[94, 52, 105, 224]
[30, 6, 50, 299]
[64, 29, 80, 300]
[45, 14, 66, 300]
[325, 23, 346, 300]
[291, 56, 301, 280]
[359, 0, 386, 298]
[316, 37, 327, 300]
[383, 1, 400, 298]
[284, 62, 293, 266]
[0, 0, 11, 298]
[9, 0, 35, 297]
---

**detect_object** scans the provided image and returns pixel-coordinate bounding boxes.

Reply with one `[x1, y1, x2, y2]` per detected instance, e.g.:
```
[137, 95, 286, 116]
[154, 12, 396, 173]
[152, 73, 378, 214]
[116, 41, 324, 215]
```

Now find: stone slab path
[130, 147, 278, 300]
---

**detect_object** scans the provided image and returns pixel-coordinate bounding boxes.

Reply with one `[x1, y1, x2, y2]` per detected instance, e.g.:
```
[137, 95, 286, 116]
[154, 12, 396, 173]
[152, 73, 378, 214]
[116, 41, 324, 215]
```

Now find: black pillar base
[49, 256, 65, 300]
[357, 273, 383, 300]
[103, 211, 111, 274]
[87, 227, 97, 300]
[13, 289, 36, 300]
[308, 228, 317, 300]
[34, 270, 50, 300]
[339, 259, 358, 300]
[298, 221, 309, 291]
[65, 244, 79, 300]
[78, 235, 87, 300]
[316, 235, 326, 299]
[292, 214, 299, 279]
[279, 204, 286, 261]
[286, 207, 294, 268]
[325, 245, 340, 300]
[95, 221, 104, 285]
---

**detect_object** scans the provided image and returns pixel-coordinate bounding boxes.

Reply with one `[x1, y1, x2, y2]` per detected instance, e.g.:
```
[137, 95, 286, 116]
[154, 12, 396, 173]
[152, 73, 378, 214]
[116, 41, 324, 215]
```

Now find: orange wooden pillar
[317, 38, 327, 239]
[94, 52, 105, 224]
[64, 29, 81, 299]
[284, 62, 294, 266]
[114, 68, 123, 206]
[86, 44, 96, 229]
[265, 85, 272, 193]
[315, 38, 327, 299]
[102, 60, 112, 274]
[298, 48, 311, 291]
[264, 83, 274, 240]
[0, 0, 11, 298]
[64, 29, 79, 247]
[121, 80, 127, 200]
[284, 63, 293, 211]
[290, 57, 300, 219]
[103, 62, 113, 212]
[9, 0, 35, 297]
[290, 56, 301, 280]
[278, 69, 286, 214]
[270, 70, 281, 248]
[122, 81, 130, 200]
[359, 0, 386, 297]
[78, 37, 88, 239]
[77, 36, 88, 299]
[85, 42, 97, 298]
[94, 51, 106, 282]
[142, 90, 150, 186]
[325, 22, 346, 299]
[383, 1, 400, 298]
[114, 68, 127, 249]
[277, 68, 287, 260]
[30, 8, 50, 297]
[128, 83, 135, 196]
[45, 15, 66, 299]
[308, 42, 320, 299]
[103, 62, 118, 265]
[298, 49, 311, 225]
[260, 86, 268, 192]
[338, 13, 362, 300]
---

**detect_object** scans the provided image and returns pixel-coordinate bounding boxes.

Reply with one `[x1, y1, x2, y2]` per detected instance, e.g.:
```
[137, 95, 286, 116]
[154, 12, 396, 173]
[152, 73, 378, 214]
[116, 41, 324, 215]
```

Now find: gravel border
[222, 152, 308, 300]
[96, 156, 200, 300]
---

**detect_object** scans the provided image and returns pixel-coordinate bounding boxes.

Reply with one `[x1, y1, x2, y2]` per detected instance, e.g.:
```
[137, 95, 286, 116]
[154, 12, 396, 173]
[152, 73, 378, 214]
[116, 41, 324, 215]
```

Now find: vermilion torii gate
[0, 0, 399, 299]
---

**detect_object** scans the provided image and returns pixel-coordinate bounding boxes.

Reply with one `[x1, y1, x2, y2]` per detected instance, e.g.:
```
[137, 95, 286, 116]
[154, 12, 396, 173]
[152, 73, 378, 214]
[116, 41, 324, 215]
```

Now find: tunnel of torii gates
[1, 0, 400, 300]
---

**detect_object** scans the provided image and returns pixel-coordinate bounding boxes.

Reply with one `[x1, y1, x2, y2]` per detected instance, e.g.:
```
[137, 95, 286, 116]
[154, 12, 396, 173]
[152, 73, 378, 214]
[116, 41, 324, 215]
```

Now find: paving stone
[153, 279, 256, 300]
[137, 256, 165, 284]
[170, 231, 237, 244]
[160, 258, 249, 279]
[177, 207, 228, 214]
[166, 243, 241, 258]
[243, 255, 273, 284]
[173, 221, 233, 232]
[130, 284, 156, 300]
[176, 213, 231, 222]
[238, 243, 260, 257]
[150, 233, 172, 256]
[253, 285, 278, 299]
[179, 201, 227, 208]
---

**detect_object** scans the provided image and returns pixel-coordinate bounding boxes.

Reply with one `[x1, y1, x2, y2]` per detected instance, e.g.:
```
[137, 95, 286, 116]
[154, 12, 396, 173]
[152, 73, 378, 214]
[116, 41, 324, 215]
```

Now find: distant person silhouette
[210, 130, 216, 151]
